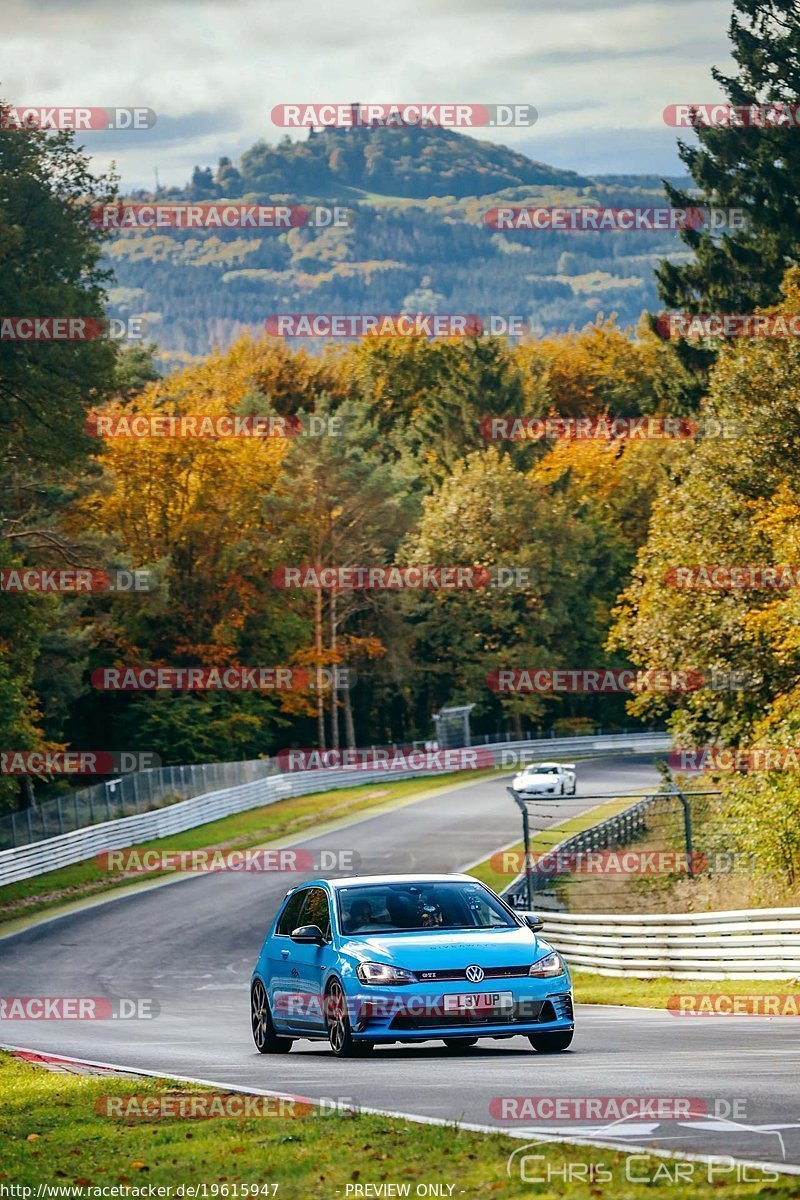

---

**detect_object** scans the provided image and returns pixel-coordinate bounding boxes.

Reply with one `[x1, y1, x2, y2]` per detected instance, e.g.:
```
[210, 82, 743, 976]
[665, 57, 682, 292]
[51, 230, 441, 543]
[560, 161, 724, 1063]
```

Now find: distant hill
[184, 124, 592, 202]
[106, 124, 693, 359]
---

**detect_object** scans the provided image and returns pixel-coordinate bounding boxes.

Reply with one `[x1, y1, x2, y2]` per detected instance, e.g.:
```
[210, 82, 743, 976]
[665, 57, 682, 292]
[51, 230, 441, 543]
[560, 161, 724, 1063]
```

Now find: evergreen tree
[657, 0, 800, 315]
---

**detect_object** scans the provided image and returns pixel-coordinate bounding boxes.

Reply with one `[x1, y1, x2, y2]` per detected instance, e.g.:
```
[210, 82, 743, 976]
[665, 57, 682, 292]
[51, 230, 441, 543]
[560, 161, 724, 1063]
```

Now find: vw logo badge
[465, 964, 484, 983]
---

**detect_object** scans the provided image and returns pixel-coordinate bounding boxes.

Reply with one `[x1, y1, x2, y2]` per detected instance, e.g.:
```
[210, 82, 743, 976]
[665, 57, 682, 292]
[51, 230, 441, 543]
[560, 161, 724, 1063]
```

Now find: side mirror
[523, 913, 544, 932]
[290, 924, 325, 944]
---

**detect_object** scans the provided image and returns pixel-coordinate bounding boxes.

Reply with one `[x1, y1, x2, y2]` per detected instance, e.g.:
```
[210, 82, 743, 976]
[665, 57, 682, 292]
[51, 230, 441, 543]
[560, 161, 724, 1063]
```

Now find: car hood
[516, 774, 558, 787]
[342, 926, 551, 968]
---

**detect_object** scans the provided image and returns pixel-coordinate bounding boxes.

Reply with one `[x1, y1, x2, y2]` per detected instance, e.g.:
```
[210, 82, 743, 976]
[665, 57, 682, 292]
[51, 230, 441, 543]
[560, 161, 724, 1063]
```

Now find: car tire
[528, 1030, 573, 1053]
[442, 1038, 479, 1051]
[251, 979, 293, 1054]
[325, 978, 373, 1057]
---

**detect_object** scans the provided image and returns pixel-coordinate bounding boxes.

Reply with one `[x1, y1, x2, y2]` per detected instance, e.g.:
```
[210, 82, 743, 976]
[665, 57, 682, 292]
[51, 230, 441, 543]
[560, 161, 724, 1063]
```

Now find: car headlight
[356, 962, 418, 985]
[529, 951, 565, 977]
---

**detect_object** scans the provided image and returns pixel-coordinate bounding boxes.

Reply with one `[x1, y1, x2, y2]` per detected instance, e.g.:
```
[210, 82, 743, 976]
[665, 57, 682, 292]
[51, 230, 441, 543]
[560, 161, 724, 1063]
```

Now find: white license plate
[443, 991, 513, 1013]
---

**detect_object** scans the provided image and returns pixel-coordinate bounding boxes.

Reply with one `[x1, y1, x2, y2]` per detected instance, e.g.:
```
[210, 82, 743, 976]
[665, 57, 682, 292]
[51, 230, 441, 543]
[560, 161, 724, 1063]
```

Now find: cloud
[2, 0, 734, 187]
[75, 109, 242, 156]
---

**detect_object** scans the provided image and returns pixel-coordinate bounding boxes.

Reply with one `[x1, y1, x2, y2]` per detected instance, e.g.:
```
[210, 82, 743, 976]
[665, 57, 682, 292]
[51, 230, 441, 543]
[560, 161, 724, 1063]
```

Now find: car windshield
[337, 881, 518, 935]
[524, 765, 559, 774]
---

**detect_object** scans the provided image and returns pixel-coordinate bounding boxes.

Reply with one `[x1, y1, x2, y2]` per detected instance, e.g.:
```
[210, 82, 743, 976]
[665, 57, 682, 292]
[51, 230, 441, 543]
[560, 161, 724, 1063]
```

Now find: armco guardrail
[479, 730, 669, 765]
[535, 908, 800, 980]
[0, 730, 668, 851]
[0, 731, 668, 887]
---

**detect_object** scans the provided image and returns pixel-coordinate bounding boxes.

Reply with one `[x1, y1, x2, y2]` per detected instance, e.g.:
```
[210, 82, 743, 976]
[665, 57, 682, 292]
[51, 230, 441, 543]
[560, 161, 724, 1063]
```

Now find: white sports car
[512, 762, 577, 797]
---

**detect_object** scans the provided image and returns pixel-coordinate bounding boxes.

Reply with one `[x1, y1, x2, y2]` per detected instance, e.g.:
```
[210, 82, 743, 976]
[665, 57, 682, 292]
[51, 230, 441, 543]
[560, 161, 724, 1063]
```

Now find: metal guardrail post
[675, 787, 694, 878]
[507, 786, 534, 910]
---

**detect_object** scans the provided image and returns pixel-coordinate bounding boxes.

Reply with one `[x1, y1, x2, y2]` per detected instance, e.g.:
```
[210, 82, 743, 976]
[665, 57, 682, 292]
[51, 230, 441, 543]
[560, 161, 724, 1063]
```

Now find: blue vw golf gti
[250, 873, 574, 1056]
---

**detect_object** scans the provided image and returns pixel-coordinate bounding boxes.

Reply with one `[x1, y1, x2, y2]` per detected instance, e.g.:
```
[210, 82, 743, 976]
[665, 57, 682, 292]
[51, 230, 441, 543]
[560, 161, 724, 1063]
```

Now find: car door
[266, 888, 308, 1031]
[286, 887, 332, 1032]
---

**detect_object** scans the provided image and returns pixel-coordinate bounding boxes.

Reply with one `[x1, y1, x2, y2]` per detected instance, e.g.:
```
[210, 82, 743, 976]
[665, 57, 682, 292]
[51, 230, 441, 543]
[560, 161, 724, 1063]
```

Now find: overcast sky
[2, 0, 734, 188]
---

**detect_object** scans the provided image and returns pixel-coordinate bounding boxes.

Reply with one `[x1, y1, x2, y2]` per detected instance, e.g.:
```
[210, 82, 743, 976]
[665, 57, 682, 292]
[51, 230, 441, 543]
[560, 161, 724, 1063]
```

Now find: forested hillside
[106, 124, 693, 358]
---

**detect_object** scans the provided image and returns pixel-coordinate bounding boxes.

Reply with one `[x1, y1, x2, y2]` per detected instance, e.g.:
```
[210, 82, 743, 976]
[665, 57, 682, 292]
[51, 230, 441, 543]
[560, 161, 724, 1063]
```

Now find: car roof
[521, 761, 563, 769]
[291, 872, 478, 891]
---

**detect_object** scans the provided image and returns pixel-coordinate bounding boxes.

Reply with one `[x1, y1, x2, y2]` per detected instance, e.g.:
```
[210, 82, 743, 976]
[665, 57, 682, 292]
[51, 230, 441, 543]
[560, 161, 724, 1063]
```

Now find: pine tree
[656, 0, 800, 315]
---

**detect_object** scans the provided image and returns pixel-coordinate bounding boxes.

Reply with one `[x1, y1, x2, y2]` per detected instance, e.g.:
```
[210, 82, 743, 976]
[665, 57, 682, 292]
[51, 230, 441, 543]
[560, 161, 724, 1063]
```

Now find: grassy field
[572, 971, 800, 1009]
[0, 768, 500, 930]
[2, 1052, 793, 1199]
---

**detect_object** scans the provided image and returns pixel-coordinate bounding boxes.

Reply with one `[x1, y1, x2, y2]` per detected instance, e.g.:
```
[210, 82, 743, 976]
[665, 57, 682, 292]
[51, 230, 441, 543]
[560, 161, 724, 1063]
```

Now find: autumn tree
[76, 338, 296, 761]
[264, 396, 413, 749]
[400, 447, 627, 736]
[611, 268, 800, 746]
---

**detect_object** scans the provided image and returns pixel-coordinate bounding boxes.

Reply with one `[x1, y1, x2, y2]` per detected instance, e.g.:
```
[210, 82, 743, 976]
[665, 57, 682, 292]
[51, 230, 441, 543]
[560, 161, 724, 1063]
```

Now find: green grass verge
[2, 1053, 792, 1197]
[572, 971, 800, 1009]
[466, 795, 638, 895]
[0, 769, 500, 931]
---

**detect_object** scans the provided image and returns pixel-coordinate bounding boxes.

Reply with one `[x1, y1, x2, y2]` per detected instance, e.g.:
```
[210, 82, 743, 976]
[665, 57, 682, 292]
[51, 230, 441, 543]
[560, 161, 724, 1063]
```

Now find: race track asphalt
[2, 756, 798, 1173]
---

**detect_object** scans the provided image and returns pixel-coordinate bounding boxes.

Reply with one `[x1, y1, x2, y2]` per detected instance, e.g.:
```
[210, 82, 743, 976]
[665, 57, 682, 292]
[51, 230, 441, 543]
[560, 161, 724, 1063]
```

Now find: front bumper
[346, 978, 574, 1043]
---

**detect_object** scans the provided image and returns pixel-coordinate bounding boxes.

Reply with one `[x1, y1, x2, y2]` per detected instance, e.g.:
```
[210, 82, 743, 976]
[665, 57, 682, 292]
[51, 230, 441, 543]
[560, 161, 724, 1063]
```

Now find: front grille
[414, 964, 531, 982]
[390, 999, 547, 1031]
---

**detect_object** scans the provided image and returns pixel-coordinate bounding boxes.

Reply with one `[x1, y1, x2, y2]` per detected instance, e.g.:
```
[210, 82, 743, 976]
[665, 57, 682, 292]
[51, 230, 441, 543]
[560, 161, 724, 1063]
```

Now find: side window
[298, 887, 331, 940]
[276, 889, 307, 936]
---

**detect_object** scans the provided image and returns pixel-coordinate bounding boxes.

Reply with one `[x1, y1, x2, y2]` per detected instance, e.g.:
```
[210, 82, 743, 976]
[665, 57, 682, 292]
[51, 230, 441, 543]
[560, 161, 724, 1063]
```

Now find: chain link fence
[0, 728, 667, 854]
[504, 788, 728, 914]
[0, 759, 277, 851]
